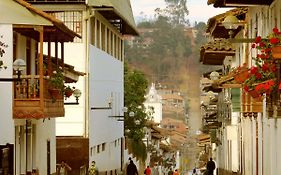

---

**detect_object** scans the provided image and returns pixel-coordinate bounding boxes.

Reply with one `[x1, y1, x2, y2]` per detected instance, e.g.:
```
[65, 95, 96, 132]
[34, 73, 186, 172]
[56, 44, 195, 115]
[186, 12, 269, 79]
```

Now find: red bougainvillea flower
[271, 64, 277, 72]
[259, 42, 265, 48]
[244, 85, 250, 92]
[273, 27, 279, 34]
[258, 53, 265, 59]
[265, 54, 270, 59]
[255, 72, 262, 79]
[279, 82, 281, 90]
[268, 79, 275, 86]
[255, 84, 263, 92]
[255, 36, 262, 43]
[270, 37, 280, 44]
[262, 63, 269, 71]
[265, 48, 271, 53]
[250, 66, 258, 74]
[251, 44, 256, 48]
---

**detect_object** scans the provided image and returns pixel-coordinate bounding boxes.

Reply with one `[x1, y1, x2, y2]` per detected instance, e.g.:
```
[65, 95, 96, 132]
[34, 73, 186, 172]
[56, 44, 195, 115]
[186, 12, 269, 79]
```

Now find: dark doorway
[47, 140, 50, 175]
[0, 144, 14, 175]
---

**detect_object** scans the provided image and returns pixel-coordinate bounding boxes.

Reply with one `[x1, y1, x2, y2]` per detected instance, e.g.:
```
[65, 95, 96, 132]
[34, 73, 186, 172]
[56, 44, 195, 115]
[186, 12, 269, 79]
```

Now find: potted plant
[64, 85, 75, 98]
[48, 67, 64, 99]
[242, 27, 281, 98]
[233, 63, 249, 83]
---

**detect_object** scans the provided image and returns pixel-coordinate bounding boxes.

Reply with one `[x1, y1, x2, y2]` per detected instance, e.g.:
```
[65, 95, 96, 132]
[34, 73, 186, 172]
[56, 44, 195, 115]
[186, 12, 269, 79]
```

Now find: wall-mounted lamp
[210, 71, 220, 81]
[0, 58, 26, 82]
[222, 15, 239, 38]
[222, 14, 253, 43]
[64, 89, 82, 105]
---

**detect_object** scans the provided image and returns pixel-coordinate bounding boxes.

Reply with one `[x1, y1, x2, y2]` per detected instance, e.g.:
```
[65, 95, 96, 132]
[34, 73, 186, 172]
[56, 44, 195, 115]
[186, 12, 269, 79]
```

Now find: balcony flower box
[234, 68, 249, 83]
[48, 88, 61, 99]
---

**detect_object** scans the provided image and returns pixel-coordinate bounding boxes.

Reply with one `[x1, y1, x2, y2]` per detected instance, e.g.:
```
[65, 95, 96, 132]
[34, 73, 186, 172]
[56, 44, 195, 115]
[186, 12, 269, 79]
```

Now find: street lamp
[64, 88, 82, 105]
[210, 71, 220, 81]
[0, 58, 26, 81]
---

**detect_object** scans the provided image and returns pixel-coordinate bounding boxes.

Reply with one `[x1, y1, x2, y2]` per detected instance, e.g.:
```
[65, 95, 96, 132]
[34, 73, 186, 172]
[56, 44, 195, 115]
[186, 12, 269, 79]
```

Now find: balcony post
[36, 26, 44, 109]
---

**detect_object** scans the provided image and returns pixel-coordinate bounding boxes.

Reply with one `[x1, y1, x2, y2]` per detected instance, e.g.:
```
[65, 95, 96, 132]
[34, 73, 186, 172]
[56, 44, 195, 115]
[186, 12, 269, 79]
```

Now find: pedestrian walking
[144, 166, 151, 175]
[206, 158, 216, 175]
[126, 160, 138, 175]
[89, 161, 99, 175]
[57, 160, 71, 175]
[192, 168, 197, 175]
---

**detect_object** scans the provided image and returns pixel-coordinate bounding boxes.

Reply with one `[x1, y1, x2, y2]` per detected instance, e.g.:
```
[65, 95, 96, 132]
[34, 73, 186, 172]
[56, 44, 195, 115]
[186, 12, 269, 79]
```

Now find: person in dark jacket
[206, 158, 216, 175]
[126, 160, 138, 175]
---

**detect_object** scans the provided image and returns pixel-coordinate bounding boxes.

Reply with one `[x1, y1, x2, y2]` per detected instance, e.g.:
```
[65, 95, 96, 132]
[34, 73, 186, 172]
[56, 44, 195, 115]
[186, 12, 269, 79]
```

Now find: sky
[130, 0, 231, 26]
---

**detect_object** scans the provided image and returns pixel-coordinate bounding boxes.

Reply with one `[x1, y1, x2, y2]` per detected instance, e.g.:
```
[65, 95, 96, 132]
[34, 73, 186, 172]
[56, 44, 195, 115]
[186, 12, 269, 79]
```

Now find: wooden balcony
[25, 0, 85, 4]
[13, 75, 64, 119]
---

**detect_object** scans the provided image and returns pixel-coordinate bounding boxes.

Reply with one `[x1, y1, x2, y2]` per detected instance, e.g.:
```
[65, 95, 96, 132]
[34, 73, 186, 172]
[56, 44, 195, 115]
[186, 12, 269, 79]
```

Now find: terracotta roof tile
[201, 38, 234, 52]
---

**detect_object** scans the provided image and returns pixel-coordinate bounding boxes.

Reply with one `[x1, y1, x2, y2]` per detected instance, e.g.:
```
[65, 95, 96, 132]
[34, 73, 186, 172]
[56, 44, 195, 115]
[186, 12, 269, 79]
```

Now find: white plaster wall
[241, 117, 253, 175]
[263, 116, 270, 175]
[0, 24, 14, 145]
[35, 119, 57, 175]
[251, 117, 256, 175]
[144, 102, 162, 123]
[89, 46, 124, 170]
[55, 43, 86, 136]
[257, 114, 262, 175]
[226, 125, 238, 172]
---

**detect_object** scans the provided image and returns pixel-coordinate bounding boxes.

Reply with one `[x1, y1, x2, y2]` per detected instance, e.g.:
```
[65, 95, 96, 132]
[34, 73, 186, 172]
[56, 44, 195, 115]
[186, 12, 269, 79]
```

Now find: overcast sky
[130, 0, 231, 25]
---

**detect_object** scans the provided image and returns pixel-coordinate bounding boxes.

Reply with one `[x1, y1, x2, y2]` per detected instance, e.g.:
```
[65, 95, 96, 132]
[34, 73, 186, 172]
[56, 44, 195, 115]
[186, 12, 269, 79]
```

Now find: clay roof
[200, 39, 235, 65]
[14, 0, 80, 41]
[88, 0, 138, 36]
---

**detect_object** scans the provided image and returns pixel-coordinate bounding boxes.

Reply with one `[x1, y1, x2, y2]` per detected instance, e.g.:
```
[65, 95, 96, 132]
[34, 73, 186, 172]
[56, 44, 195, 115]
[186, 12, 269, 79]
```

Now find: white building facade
[28, 0, 138, 173]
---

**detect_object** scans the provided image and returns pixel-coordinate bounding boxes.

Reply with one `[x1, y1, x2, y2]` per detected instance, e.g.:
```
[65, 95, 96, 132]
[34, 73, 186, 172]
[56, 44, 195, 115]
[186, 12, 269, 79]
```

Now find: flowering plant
[49, 67, 64, 91]
[243, 27, 281, 96]
[64, 85, 75, 98]
[0, 35, 8, 70]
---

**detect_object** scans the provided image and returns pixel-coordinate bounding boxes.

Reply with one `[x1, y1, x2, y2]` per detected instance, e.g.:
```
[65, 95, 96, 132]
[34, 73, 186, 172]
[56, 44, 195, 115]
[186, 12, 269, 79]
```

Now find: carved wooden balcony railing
[13, 75, 64, 119]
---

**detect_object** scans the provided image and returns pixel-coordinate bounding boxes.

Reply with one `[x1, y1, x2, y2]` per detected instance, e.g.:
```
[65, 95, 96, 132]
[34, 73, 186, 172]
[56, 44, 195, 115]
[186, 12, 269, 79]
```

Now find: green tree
[156, 0, 189, 26]
[124, 62, 149, 161]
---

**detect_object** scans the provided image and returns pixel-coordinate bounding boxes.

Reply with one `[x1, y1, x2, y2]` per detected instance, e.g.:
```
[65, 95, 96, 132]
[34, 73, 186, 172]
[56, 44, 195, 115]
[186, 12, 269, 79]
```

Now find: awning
[12, 0, 80, 42]
[0, 0, 52, 26]
[88, 0, 138, 36]
[200, 39, 235, 65]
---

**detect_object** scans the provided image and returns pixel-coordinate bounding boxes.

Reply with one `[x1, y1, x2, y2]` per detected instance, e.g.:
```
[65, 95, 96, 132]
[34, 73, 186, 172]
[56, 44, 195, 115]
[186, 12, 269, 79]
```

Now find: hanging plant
[242, 27, 281, 97]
